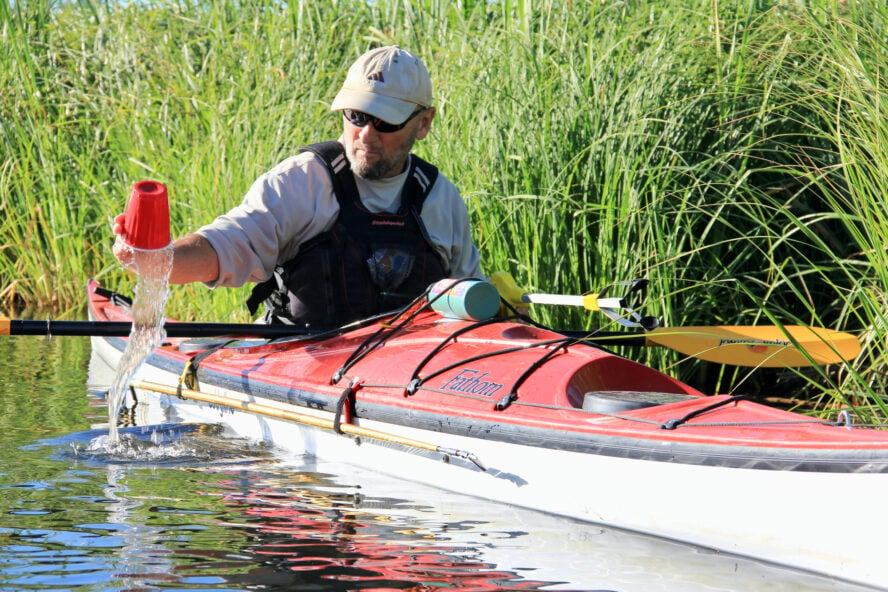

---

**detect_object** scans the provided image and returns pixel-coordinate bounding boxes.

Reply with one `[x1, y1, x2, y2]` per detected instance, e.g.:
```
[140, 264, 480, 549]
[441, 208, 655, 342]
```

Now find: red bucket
[122, 181, 171, 250]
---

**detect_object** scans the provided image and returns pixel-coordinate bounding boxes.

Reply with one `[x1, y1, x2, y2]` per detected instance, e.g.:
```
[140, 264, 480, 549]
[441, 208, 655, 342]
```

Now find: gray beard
[348, 134, 417, 180]
[351, 157, 397, 180]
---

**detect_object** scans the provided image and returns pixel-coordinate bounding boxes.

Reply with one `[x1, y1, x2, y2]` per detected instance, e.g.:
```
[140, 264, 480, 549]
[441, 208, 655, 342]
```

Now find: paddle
[487, 272, 860, 366]
[563, 325, 860, 367]
[0, 316, 858, 367]
[0, 317, 317, 339]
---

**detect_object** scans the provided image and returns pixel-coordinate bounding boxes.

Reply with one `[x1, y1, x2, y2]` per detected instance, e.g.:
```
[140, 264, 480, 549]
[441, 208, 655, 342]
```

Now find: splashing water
[106, 238, 173, 444]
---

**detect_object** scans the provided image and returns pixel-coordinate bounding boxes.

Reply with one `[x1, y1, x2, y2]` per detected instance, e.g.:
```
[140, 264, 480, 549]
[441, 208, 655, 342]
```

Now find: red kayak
[86, 279, 888, 588]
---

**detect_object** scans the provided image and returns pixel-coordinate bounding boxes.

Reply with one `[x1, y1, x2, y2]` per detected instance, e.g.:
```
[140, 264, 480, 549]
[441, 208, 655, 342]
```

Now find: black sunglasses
[342, 108, 426, 133]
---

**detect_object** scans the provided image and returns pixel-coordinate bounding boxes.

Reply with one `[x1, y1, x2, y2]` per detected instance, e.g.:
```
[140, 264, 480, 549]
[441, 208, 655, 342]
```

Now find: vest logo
[372, 220, 406, 227]
[440, 369, 504, 398]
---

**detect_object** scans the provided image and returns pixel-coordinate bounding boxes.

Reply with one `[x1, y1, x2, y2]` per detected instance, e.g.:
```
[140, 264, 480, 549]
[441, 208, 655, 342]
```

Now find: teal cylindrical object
[429, 279, 500, 321]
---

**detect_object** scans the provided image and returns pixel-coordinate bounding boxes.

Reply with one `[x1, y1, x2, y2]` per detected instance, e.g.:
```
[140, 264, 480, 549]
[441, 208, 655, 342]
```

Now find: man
[114, 46, 483, 328]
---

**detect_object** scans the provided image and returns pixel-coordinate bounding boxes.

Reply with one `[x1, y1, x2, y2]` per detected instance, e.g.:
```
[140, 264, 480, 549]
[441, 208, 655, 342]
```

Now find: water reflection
[197, 470, 551, 591]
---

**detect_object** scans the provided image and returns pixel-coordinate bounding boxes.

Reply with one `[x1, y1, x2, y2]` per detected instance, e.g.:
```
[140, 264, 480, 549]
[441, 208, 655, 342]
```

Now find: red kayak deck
[88, 280, 888, 467]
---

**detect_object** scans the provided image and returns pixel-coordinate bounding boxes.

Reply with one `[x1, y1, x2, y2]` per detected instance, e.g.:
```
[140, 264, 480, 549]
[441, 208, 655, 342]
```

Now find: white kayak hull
[90, 333, 888, 589]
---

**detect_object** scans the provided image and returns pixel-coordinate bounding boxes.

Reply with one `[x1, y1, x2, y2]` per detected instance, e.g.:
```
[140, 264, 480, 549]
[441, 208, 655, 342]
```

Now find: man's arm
[167, 233, 219, 284]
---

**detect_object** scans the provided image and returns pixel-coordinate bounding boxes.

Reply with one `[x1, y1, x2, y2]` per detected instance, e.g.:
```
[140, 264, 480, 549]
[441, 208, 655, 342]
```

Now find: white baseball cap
[331, 46, 433, 124]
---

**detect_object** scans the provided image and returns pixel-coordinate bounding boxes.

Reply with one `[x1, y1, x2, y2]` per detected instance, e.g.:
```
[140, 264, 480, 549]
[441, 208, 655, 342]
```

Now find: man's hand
[111, 213, 137, 272]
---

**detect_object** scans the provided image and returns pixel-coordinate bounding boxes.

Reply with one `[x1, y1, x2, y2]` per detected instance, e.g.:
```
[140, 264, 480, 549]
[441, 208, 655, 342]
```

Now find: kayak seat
[582, 390, 697, 414]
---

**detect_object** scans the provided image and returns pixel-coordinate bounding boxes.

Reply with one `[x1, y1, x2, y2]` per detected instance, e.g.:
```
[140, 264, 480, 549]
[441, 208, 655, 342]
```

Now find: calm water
[0, 336, 881, 592]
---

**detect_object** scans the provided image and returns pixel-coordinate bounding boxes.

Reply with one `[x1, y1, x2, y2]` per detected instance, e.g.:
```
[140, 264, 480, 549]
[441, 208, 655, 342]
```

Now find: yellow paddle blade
[645, 325, 861, 367]
[0, 316, 9, 336]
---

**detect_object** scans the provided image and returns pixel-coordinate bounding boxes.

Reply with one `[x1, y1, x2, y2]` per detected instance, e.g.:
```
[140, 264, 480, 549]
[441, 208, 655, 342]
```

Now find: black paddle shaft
[10, 319, 315, 338]
[10, 319, 649, 346]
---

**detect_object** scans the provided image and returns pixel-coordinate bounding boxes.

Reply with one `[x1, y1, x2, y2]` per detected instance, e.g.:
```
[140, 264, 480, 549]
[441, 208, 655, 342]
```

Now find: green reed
[2, 0, 887, 416]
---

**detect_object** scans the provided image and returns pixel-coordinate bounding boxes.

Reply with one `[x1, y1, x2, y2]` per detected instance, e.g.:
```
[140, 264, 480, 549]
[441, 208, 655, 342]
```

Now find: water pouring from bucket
[106, 181, 174, 445]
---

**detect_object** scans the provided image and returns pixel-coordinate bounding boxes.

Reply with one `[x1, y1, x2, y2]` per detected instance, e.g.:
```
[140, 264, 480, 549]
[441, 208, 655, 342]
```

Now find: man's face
[341, 108, 434, 180]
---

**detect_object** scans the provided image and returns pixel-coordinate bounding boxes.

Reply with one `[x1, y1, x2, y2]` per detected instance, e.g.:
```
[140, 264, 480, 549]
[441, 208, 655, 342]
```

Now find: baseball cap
[331, 46, 433, 125]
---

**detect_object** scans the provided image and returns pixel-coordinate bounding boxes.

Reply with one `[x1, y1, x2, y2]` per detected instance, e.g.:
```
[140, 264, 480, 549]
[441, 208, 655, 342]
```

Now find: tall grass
[2, 0, 887, 417]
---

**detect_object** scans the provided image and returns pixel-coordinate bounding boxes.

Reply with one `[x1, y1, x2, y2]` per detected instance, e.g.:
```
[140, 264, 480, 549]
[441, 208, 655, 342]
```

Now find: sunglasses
[342, 108, 426, 133]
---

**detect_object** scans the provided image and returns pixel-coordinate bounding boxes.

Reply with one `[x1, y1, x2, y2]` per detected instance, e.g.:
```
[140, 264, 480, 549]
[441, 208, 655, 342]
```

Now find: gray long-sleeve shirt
[196, 149, 483, 288]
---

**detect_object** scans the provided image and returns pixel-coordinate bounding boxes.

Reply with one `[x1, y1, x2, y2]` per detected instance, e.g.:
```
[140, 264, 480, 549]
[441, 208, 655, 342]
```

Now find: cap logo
[367, 71, 385, 83]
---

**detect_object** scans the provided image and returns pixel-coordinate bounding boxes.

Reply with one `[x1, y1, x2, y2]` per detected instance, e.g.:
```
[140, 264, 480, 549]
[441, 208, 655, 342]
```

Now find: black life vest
[247, 141, 449, 328]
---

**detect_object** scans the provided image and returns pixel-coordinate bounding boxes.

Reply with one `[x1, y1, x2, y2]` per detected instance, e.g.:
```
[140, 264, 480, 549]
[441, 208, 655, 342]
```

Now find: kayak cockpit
[564, 354, 704, 409]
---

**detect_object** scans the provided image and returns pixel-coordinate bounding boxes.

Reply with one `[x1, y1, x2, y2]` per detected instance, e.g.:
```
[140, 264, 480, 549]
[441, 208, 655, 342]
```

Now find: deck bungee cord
[326, 278, 611, 412]
[404, 317, 505, 393]
[326, 279, 475, 385]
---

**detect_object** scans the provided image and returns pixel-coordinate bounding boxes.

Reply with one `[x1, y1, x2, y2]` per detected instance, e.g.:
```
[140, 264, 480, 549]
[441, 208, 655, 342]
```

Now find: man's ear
[415, 107, 436, 140]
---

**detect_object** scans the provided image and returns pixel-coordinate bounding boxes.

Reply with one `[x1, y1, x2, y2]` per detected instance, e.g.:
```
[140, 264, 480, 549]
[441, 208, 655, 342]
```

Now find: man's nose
[357, 121, 380, 141]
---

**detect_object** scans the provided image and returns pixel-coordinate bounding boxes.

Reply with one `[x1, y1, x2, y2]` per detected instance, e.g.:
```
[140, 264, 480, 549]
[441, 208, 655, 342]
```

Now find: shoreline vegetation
[2, 1, 886, 419]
